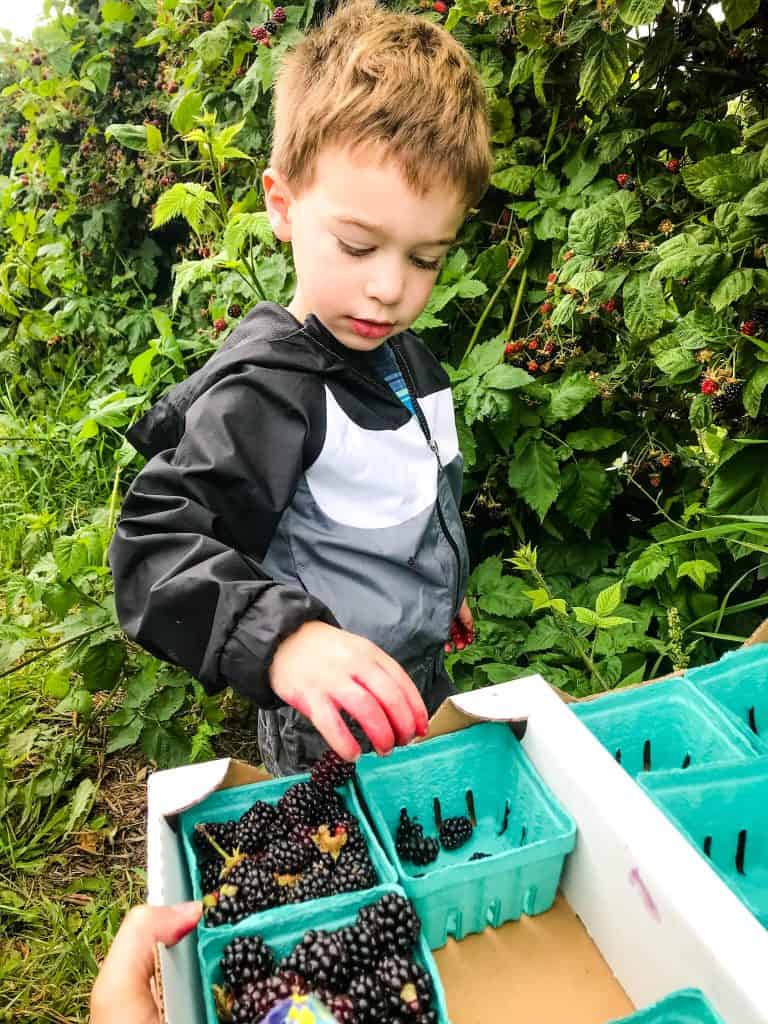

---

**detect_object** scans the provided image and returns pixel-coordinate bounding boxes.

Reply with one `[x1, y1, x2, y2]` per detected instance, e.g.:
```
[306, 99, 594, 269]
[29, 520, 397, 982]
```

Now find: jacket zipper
[390, 341, 462, 614]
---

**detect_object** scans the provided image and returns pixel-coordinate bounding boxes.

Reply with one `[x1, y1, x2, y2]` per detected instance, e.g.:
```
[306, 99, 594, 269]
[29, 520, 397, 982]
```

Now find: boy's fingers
[310, 698, 362, 762]
[351, 666, 416, 746]
[338, 678, 396, 755]
[371, 650, 429, 735]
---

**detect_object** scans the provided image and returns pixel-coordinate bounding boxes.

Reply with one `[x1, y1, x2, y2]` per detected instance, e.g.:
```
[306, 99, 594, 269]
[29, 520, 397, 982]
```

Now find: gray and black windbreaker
[108, 302, 470, 774]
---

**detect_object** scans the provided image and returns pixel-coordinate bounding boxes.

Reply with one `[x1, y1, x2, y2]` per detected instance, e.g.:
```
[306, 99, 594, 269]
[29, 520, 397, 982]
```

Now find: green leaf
[707, 447, 768, 516]
[53, 536, 88, 581]
[682, 154, 758, 202]
[171, 91, 203, 135]
[65, 779, 97, 834]
[483, 365, 534, 390]
[101, 0, 134, 23]
[573, 606, 599, 627]
[508, 434, 560, 521]
[546, 372, 599, 422]
[105, 123, 148, 151]
[742, 181, 768, 218]
[145, 123, 162, 155]
[618, 0, 664, 24]
[596, 614, 633, 629]
[79, 642, 125, 693]
[478, 575, 532, 618]
[525, 588, 567, 614]
[152, 184, 217, 234]
[578, 31, 628, 112]
[596, 581, 622, 616]
[565, 428, 625, 451]
[567, 196, 625, 256]
[490, 165, 536, 196]
[677, 559, 718, 589]
[623, 272, 668, 340]
[171, 257, 216, 310]
[625, 545, 671, 587]
[721, 0, 759, 28]
[711, 269, 756, 312]
[107, 717, 143, 754]
[744, 366, 768, 418]
[522, 617, 563, 651]
[557, 459, 613, 533]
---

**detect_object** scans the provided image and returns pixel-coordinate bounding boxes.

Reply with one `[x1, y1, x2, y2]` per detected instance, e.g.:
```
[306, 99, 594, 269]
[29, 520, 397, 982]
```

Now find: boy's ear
[262, 167, 293, 243]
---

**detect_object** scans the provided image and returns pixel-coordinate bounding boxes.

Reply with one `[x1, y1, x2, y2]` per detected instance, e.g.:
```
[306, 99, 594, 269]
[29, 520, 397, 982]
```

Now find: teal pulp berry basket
[638, 756, 768, 927]
[608, 988, 725, 1024]
[355, 722, 577, 950]
[685, 645, 768, 754]
[572, 678, 757, 778]
[196, 884, 450, 1024]
[179, 773, 396, 936]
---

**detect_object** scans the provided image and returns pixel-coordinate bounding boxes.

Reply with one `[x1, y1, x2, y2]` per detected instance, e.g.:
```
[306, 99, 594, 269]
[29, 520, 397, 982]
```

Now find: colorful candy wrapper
[258, 993, 339, 1024]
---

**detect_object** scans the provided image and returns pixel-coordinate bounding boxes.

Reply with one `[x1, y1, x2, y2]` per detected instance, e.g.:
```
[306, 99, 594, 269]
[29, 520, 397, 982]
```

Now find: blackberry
[411, 835, 439, 866]
[337, 923, 378, 976]
[396, 808, 438, 865]
[358, 892, 421, 957]
[200, 859, 222, 895]
[232, 972, 308, 1023]
[609, 245, 625, 262]
[278, 781, 344, 827]
[290, 858, 335, 903]
[281, 928, 350, 990]
[439, 816, 474, 851]
[333, 851, 378, 894]
[722, 381, 744, 406]
[273, 6, 287, 21]
[318, 991, 355, 1024]
[261, 835, 317, 874]
[227, 303, 242, 318]
[377, 955, 433, 1017]
[310, 749, 356, 791]
[221, 934, 275, 989]
[237, 800, 286, 854]
[193, 820, 237, 862]
[206, 861, 280, 924]
[348, 973, 388, 1023]
[264, 19, 279, 33]
[205, 890, 253, 927]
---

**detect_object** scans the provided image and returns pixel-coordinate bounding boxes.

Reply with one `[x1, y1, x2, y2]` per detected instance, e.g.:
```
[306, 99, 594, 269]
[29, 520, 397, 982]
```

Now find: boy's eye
[337, 239, 442, 272]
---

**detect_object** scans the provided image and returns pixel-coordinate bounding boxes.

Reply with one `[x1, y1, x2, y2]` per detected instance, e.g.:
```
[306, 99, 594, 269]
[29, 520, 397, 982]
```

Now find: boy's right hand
[268, 621, 429, 761]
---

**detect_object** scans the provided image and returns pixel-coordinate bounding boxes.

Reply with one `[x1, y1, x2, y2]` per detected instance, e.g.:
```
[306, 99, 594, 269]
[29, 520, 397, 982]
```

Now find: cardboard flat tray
[148, 674, 768, 1023]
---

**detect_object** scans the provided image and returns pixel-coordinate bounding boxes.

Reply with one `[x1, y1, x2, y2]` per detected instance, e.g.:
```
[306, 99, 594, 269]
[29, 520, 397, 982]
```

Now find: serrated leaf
[171, 257, 216, 310]
[623, 272, 668, 340]
[80, 642, 125, 692]
[508, 435, 560, 521]
[557, 459, 613, 533]
[478, 576, 532, 618]
[677, 559, 718, 589]
[742, 181, 768, 218]
[721, 0, 759, 28]
[546, 372, 599, 422]
[573, 606, 600, 627]
[483, 365, 534, 390]
[106, 717, 143, 754]
[744, 366, 768, 418]
[625, 545, 671, 587]
[171, 91, 203, 135]
[710, 269, 756, 312]
[105, 123, 148, 151]
[491, 165, 536, 195]
[618, 0, 664, 24]
[53, 536, 88, 581]
[596, 581, 622, 616]
[565, 428, 625, 451]
[578, 31, 628, 112]
[567, 196, 625, 256]
[152, 183, 217, 234]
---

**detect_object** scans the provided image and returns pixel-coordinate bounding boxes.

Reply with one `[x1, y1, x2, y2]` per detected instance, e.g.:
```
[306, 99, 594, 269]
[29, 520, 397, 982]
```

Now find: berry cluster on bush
[214, 892, 435, 1024]
[196, 752, 378, 926]
[250, 7, 287, 46]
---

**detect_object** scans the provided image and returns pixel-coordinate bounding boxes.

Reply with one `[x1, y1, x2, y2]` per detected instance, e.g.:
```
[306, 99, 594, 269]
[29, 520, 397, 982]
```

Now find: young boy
[108, 0, 493, 776]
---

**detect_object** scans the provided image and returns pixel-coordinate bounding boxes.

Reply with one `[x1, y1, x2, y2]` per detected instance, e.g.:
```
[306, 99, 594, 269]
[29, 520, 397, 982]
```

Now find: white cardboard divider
[147, 675, 768, 1024]
[451, 675, 768, 1023]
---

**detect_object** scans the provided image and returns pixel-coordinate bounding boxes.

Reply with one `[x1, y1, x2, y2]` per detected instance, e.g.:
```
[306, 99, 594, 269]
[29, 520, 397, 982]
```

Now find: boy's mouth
[348, 317, 394, 340]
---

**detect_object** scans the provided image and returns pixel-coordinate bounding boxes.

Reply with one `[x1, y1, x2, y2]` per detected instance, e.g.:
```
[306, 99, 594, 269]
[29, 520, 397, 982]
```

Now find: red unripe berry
[166, 80, 178, 94]
[543, 341, 556, 356]
[540, 301, 553, 314]
[250, 25, 268, 39]
[527, 338, 539, 351]
[433, 1, 448, 13]
[504, 342, 515, 356]
[500, 209, 511, 225]
[547, 272, 557, 283]
[273, 6, 287, 21]
[527, 361, 539, 373]
[649, 474, 662, 488]
[616, 173, 630, 187]
[700, 378, 717, 395]
[740, 320, 757, 336]
[666, 159, 680, 173]
[213, 318, 227, 332]
[202, 9, 213, 22]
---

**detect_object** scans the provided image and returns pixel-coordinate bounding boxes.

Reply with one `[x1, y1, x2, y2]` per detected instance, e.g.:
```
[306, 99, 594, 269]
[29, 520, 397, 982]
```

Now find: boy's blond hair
[270, 0, 493, 210]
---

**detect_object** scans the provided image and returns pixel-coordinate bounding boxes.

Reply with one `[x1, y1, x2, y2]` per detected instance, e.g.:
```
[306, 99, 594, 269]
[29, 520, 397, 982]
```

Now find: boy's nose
[364, 259, 405, 307]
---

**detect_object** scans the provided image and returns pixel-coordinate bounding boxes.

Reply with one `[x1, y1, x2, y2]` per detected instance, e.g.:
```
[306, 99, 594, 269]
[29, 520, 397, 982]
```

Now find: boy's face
[263, 143, 467, 351]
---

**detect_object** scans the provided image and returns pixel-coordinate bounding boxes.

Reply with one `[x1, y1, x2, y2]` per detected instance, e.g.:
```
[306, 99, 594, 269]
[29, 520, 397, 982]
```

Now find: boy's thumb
[144, 901, 203, 947]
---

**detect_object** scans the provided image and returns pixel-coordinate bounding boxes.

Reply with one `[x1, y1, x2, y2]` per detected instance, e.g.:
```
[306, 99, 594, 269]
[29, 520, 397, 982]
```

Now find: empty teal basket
[355, 722, 576, 950]
[196, 884, 450, 1024]
[608, 988, 725, 1023]
[639, 756, 768, 927]
[179, 773, 396, 936]
[572, 678, 756, 778]
[686, 644, 768, 754]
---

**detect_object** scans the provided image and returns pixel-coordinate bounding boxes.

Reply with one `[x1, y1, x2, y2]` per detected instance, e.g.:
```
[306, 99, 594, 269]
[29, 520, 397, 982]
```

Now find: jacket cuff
[217, 584, 338, 708]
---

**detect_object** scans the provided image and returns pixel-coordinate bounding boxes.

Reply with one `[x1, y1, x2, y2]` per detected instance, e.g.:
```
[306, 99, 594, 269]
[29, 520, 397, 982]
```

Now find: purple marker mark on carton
[629, 866, 662, 922]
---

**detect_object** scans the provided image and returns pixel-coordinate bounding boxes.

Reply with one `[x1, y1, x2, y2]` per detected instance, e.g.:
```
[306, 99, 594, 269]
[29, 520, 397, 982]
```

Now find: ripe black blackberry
[261, 835, 317, 874]
[200, 858, 221, 895]
[237, 800, 286, 854]
[439, 816, 474, 851]
[227, 303, 242, 318]
[358, 892, 420, 957]
[377, 955, 433, 1017]
[310, 749, 356, 791]
[220, 934, 275, 989]
[281, 928, 350, 990]
[264, 19, 279, 33]
[336, 923, 378, 976]
[396, 809, 438, 866]
[278, 781, 343, 827]
[722, 381, 744, 406]
[205, 890, 253, 927]
[193, 820, 237, 862]
[206, 861, 280, 924]
[290, 858, 335, 903]
[333, 851, 378, 894]
[348, 972, 387, 1023]
[232, 972, 308, 1023]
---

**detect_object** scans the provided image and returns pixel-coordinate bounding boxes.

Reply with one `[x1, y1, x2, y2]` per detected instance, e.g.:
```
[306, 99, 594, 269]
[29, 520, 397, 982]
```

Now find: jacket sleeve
[107, 365, 336, 708]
